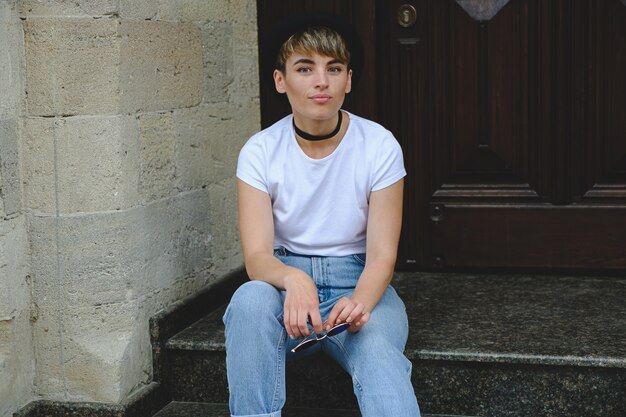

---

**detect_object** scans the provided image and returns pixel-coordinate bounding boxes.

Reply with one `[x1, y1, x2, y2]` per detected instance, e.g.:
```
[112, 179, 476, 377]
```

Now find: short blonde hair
[276, 26, 350, 73]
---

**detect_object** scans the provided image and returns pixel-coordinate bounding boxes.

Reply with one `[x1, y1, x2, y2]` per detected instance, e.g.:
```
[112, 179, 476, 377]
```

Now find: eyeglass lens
[291, 322, 350, 353]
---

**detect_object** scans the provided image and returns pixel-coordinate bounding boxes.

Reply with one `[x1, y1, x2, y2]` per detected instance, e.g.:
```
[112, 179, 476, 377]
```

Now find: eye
[328, 66, 343, 73]
[296, 67, 312, 73]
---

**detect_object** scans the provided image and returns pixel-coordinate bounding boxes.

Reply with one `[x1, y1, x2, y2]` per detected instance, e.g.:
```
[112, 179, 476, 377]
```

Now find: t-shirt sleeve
[236, 137, 268, 194]
[371, 132, 407, 192]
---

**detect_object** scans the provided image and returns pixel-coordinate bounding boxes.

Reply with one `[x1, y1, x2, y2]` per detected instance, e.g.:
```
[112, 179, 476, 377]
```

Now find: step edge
[158, 401, 480, 417]
[165, 341, 626, 368]
[411, 349, 626, 368]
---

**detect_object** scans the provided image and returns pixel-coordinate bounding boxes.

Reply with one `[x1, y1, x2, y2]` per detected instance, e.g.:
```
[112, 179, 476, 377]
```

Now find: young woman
[223, 12, 421, 417]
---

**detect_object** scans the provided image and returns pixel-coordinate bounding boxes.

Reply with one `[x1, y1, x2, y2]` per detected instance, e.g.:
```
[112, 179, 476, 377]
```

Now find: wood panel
[431, 204, 626, 269]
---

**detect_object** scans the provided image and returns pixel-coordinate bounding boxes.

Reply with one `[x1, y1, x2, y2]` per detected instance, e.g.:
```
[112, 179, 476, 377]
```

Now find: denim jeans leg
[223, 280, 286, 417]
[321, 286, 421, 417]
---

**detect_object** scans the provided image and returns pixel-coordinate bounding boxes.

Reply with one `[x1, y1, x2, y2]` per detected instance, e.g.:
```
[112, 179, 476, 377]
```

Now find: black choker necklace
[293, 111, 342, 141]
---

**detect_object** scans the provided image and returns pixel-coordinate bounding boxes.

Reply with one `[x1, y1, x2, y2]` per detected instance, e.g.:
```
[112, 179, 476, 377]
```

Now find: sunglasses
[291, 322, 350, 353]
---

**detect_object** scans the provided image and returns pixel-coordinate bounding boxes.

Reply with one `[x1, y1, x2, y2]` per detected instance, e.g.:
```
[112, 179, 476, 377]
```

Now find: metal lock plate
[397, 4, 417, 27]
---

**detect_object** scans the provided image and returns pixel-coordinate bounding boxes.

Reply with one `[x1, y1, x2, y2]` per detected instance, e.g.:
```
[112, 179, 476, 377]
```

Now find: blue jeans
[223, 248, 421, 417]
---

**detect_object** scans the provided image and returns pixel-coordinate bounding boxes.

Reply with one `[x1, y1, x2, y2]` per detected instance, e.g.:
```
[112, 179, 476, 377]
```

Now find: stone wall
[1, 0, 259, 413]
[1, 0, 35, 415]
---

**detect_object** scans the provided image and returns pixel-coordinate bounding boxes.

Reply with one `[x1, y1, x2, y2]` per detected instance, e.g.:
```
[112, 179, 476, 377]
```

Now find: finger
[297, 309, 310, 338]
[356, 311, 371, 327]
[324, 300, 346, 331]
[290, 310, 303, 339]
[346, 303, 364, 323]
[283, 308, 293, 339]
[309, 309, 324, 335]
[335, 303, 355, 324]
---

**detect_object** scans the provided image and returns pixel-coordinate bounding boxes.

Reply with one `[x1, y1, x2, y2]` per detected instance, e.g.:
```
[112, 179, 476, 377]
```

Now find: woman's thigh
[321, 285, 411, 380]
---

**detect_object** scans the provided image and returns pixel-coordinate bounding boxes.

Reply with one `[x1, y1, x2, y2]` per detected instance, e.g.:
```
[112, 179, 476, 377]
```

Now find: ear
[345, 69, 353, 94]
[274, 69, 287, 94]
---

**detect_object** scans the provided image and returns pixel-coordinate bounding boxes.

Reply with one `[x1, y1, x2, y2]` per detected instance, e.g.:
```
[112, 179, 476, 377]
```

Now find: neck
[293, 111, 342, 141]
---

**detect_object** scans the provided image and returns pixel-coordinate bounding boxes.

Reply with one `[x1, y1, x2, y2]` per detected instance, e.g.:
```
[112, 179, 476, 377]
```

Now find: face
[274, 52, 352, 124]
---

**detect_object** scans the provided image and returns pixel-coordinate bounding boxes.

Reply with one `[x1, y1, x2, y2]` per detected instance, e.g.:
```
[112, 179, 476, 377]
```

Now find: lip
[310, 94, 332, 104]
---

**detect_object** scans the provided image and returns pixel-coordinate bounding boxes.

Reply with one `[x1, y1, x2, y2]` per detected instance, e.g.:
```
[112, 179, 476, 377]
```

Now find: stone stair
[152, 272, 626, 417]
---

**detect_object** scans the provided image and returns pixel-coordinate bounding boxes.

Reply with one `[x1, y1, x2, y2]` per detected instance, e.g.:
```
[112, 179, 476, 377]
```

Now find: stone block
[24, 18, 121, 116]
[0, 171, 4, 220]
[206, 102, 259, 182]
[231, 21, 260, 103]
[158, 0, 229, 22]
[173, 105, 225, 191]
[0, 216, 30, 320]
[22, 115, 140, 214]
[119, 20, 203, 113]
[138, 112, 177, 202]
[29, 210, 143, 401]
[29, 190, 214, 401]
[19, 0, 118, 17]
[0, 118, 23, 216]
[0, 312, 36, 413]
[119, 0, 158, 20]
[171, 102, 257, 191]
[0, 1, 24, 120]
[0, 216, 34, 416]
[200, 21, 234, 103]
[140, 190, 214, 291]
[229, 0, 257, 25]
[206, 179, 243, 277]
[24, 18, 203, 116]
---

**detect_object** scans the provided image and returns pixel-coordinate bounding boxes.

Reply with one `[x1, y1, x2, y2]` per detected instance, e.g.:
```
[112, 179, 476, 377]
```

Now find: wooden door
[257, 0, 626, 271]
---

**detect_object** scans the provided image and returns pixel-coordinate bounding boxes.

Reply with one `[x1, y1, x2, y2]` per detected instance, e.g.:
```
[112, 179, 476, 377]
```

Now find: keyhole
[397, 4, 416, 28]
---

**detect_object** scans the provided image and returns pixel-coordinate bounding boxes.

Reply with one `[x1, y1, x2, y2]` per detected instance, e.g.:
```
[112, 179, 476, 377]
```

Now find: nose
[314, 68, 329, 89]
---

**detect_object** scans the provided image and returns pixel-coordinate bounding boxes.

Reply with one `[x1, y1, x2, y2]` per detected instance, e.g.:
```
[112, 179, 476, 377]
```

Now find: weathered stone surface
[0, 216, 34, 416]
[119, 20, 203, 113]
[24, 18, 121, 116]
[29, 190, 215, 401]
[10, 0, 259, 408]
[138, 102, 258, 203]
[158, 0, 229, 22]
[0, 1, 23, 120]
[229, 0, 257, 25]
[0, 216, 30, 322]
[119, 0, 158, 20]
[207, 179, 243, 277]
[231, 21, 260, 103]
[0, 4, 34, 417]
[0, 170, 4, 219]
[18, 0, 118, 18]
[0, 118, 23, 216]
[22, 116, 140, 214]
[138, 112, 177, 202]
[174, 104, 240, 190]
[24, 19, 203, 116]
[200, 21, 234, 104]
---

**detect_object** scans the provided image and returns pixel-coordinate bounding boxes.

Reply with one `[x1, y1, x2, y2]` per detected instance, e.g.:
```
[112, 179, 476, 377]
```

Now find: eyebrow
[291, 58, 346, 66]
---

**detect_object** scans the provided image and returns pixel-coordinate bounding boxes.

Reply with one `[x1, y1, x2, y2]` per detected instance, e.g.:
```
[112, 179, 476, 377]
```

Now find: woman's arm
[237, 179, 324, 338]
[324, 178, 404, 331]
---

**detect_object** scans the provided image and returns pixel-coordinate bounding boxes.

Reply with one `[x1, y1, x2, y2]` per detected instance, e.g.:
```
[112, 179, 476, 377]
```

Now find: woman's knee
[224, 280, 282, 324]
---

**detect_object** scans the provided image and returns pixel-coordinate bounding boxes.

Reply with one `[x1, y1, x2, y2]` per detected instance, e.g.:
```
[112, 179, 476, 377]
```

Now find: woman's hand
[325, 297, 371, 333]
[283, 271, 323, 339]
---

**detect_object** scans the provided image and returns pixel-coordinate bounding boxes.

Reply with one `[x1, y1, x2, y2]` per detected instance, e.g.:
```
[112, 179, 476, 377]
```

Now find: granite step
[152, 401, 474, 417]
[164, 272, 626, 417]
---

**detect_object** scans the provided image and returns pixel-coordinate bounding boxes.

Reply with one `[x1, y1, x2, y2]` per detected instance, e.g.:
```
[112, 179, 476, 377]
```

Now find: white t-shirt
[236, 112, 406, 256]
